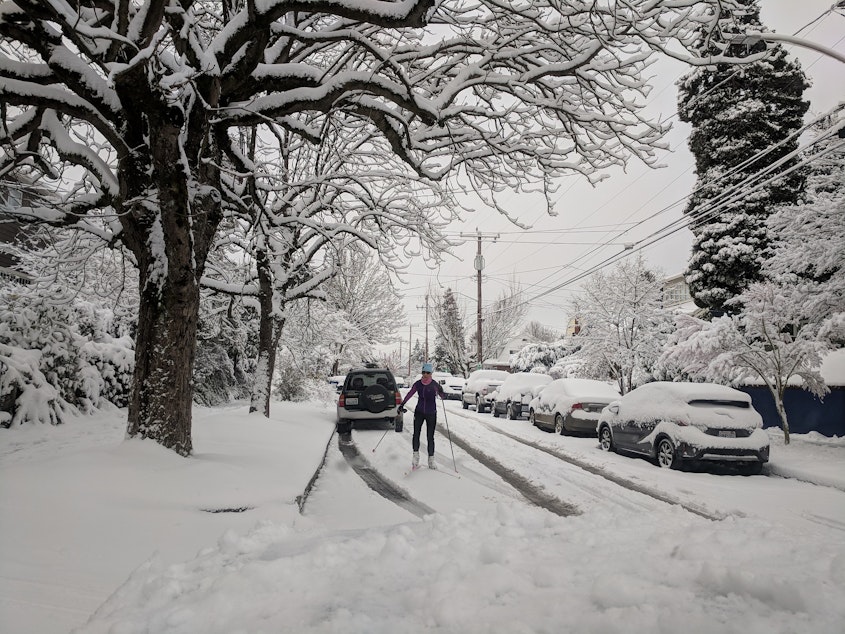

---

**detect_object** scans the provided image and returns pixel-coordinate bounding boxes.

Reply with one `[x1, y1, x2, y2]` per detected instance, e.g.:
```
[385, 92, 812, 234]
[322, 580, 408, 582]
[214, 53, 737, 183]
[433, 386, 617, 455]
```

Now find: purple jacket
[402, 379, 444, 415]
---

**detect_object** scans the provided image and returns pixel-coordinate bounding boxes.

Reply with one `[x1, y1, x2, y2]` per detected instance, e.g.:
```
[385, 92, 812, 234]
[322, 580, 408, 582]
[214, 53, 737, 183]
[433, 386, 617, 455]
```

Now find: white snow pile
[79, 504, 845, 634]
[2, 401, 844, 634]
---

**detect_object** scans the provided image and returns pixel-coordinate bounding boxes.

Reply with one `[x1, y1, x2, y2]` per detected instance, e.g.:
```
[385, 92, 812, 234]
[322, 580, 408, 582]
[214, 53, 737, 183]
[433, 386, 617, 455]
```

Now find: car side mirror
[608, 404, 619, 415]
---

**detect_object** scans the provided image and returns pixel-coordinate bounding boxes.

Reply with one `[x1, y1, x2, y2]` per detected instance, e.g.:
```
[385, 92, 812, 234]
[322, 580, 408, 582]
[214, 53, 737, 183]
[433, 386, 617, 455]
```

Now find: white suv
[461, 369, 509, 413]
[336, 368, 401, 433]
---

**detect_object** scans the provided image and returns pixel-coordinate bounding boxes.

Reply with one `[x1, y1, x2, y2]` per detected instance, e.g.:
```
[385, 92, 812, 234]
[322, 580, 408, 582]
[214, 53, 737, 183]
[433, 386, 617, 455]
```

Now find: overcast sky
[395, 0, 845, 354]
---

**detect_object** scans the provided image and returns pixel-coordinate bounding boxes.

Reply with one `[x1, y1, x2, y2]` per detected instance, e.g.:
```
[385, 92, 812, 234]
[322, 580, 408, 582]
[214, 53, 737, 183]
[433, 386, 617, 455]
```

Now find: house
[482, 334, 540, 371]
[662, 273, 696, 313]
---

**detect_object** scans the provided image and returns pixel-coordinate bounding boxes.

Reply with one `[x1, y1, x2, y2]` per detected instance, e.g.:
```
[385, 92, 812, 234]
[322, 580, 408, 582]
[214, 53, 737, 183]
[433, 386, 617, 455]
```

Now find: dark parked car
[597, 382, 769, 473]
[528, 378, 619, 434]
[336, 367, 401, 433]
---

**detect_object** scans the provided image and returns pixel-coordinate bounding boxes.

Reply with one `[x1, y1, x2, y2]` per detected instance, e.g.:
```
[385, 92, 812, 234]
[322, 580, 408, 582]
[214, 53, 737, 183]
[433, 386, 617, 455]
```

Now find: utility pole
[407, 324, 412, 376]
[460, 229, 499, 369]
[416, 293, 430, 361]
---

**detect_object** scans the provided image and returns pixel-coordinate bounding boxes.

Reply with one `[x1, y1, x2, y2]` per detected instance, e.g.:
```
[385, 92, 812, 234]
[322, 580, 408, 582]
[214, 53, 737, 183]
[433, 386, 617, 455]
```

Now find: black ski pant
[412, 410, 437, 456]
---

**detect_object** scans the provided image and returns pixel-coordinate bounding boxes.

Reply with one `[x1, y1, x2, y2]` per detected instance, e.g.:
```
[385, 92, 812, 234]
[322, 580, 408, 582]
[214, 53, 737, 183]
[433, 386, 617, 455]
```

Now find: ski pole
[440, 396, 458, 473]
[372, 427, 390, 453]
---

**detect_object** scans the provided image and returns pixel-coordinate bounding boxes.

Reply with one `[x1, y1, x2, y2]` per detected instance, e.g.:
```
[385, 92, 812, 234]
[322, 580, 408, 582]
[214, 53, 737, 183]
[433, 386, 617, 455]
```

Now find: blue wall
[738, 385, 845, 437]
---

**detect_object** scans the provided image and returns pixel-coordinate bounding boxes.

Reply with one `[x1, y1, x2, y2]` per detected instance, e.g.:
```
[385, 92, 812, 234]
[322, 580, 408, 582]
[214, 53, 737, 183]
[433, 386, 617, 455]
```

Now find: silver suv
[336, 367, 401, 433]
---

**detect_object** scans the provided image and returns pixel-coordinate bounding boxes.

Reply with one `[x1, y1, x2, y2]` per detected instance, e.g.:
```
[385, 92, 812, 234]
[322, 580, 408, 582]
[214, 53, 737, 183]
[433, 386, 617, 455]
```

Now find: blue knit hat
[422, 362, 433, 373]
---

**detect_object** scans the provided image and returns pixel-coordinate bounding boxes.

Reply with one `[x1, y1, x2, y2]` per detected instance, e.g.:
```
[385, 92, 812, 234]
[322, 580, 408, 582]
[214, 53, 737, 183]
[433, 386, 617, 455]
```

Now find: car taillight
[338, 394, 345, 407]
[572, 403, 583, 410]
[395, 391, 401, 405]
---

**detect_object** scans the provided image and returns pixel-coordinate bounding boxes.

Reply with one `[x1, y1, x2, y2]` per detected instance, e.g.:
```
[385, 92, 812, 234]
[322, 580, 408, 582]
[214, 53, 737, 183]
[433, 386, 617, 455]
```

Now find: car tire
[337, 420, 352, 434]
[529, 410, 537, 428]
[476, 395, 485, 413]
[507, 403, 517, 420]
[492, 404, 500, 418]
[598, 424, 614, 452]
[656, 437, 680, 469]
[740, 461, 763, 476]
[554, 413, 565, 435]
[462, 398, 469, 410]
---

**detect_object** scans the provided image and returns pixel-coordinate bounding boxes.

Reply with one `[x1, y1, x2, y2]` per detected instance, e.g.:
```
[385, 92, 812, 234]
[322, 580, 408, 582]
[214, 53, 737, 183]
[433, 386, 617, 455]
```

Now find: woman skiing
[399, 363, 445, 469]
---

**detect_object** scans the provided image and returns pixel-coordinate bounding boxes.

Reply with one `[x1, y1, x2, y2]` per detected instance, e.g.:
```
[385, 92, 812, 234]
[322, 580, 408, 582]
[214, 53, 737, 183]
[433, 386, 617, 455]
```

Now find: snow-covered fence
[739, 350, 845, 437]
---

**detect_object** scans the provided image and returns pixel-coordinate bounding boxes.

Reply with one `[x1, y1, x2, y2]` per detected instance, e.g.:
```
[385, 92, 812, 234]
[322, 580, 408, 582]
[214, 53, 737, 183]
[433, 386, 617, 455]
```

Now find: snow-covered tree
[764, 116, 845, 345]
[473, 284, 527, 365]
[322, 249, 403, 375]
[570, 255, 672, 394]
[510, 340, 572, 374]
[432, 288, 469, 376]
[677, 0, 810, 314]
[522, 322, 560, 344]
[1, 0, 759, 454]
[663, 282, 832, 444]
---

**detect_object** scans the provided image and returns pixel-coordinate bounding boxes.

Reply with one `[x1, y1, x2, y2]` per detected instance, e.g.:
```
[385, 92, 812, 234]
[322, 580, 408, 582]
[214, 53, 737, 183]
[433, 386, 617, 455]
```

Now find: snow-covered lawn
[1, 400, 844, 634]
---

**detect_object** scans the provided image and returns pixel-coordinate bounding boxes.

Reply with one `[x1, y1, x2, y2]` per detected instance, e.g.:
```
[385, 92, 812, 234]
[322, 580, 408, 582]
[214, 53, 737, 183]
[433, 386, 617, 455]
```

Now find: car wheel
[529, 410, 537, 428]
[598, 425, 614, 452]
[656, 437, 679, 469]
[492, 404, 500, 418]
[476, 395, 485, 413]
[507, 404, 517, 420]
[554, 413, 565, 435]
[740, 461, 763, 476]
[462, 398, 469, 410]
[337, 420, 352, 434]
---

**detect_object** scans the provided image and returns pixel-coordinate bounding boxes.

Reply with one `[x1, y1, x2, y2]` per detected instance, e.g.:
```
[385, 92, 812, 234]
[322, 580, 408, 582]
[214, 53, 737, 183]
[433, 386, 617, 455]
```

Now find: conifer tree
[677, 0, 809, 314]
[433, 289, 469, 376]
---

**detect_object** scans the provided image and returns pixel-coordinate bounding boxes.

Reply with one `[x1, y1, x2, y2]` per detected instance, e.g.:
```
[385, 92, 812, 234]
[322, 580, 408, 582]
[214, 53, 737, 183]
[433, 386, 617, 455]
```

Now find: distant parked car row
[463, 371, 770, 474]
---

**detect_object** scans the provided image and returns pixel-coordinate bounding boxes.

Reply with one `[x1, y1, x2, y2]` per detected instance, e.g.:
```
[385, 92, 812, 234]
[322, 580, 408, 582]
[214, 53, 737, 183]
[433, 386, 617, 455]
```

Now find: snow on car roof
[628, 381, 752, 404]
[546, 378, 619, 398]
[502, 373, 552, 387]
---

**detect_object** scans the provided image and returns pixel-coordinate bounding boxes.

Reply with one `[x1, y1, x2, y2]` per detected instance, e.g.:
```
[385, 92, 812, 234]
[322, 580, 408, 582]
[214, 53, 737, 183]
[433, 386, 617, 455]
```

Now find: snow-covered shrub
[510, 340, 572, 373]
[0, 284, 135, 425]
[193, 340, 253, 406]
[193, 295, 255, 406]
[272, 350, 307, 402]
[0, 343, 77, 426]
[78, 336, 135, 408]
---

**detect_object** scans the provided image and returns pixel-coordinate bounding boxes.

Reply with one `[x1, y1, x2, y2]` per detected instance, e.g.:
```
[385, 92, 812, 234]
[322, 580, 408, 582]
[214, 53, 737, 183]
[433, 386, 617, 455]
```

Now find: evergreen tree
[432, 289, 469, 376]
[677, 0, 809, 315]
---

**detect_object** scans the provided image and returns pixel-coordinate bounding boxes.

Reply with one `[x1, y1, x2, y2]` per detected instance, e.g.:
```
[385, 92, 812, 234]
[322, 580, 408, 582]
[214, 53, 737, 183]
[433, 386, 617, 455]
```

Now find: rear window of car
[344, 372, 395, 391]
[688, 399, 750, 408]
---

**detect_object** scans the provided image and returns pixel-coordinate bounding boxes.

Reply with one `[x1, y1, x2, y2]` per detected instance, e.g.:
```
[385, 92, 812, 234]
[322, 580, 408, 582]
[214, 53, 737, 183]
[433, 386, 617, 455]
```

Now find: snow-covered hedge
[0, 286, 134, 426]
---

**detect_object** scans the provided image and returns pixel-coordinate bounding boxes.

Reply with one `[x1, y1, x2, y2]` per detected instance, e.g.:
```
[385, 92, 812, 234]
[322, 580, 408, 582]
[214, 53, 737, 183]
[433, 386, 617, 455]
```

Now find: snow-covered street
[2, 399, 843, 634]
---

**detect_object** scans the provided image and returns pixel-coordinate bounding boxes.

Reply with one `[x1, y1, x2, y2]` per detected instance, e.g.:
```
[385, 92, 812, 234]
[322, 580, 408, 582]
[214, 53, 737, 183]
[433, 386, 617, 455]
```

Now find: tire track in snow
[455, 412, 724, 521]
[337, 434, 436, 518]
[437, 425, 581, 517]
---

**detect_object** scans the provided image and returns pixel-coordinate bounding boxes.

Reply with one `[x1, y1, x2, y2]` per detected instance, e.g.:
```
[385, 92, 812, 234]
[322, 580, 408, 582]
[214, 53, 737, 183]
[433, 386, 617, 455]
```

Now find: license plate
[718, 430, 736, 438]
[346, 397, 358, 405]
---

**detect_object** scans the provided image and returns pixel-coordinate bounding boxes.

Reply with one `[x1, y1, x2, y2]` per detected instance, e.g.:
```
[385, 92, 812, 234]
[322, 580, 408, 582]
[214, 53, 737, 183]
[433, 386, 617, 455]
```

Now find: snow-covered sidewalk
[0, 402, 337, 634]
[2, 402, 844, 634]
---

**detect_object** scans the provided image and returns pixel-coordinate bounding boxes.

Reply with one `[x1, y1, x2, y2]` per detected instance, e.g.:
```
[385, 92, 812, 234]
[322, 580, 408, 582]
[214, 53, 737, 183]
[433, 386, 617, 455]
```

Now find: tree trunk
[775, 386, 791, 445]
[124, 110, 220, 456]
[249, 248, 285, 417]
[127, 273, 199, 456]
